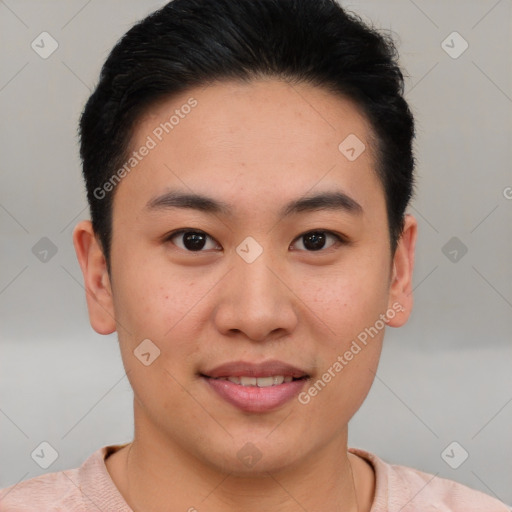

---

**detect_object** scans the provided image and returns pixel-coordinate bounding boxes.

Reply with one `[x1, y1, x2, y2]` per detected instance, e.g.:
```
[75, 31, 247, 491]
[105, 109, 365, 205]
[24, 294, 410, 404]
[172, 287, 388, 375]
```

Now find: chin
[195, 434, 309, 476]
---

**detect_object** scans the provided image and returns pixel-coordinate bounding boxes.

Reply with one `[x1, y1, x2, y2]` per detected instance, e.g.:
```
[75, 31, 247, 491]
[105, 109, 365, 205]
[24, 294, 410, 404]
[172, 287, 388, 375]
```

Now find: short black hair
[79, 0, 415, 272]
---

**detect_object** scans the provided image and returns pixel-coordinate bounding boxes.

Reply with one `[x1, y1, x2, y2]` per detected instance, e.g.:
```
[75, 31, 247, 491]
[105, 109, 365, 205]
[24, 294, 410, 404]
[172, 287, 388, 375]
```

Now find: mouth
[200, 360, 310, 413]
[201, 359, 310, 380]
[203, 375, 308, 387]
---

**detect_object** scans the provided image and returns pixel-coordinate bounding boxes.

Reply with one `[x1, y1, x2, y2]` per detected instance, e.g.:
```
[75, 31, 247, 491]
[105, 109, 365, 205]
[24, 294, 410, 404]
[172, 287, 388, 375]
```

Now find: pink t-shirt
[0, 444, 509, 511]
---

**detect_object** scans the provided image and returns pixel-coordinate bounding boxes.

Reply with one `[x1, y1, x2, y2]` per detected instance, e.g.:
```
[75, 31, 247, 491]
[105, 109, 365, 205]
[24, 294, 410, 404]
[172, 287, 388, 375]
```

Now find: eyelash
[164, 229, 348, 253]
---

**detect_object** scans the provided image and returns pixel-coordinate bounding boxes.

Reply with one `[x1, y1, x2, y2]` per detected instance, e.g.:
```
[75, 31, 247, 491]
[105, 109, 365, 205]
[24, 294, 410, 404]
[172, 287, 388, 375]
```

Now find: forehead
[113, 79, 383, 218]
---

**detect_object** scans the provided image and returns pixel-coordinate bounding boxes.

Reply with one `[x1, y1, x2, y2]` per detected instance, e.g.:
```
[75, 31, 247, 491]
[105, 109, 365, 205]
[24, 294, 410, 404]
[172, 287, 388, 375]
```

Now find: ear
[386, 214, 417, 327]
[72, 220, 116, 335]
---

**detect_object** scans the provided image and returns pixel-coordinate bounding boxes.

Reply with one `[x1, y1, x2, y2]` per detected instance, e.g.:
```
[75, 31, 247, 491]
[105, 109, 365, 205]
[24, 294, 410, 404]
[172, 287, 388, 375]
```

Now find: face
[74, 79, 416, 475]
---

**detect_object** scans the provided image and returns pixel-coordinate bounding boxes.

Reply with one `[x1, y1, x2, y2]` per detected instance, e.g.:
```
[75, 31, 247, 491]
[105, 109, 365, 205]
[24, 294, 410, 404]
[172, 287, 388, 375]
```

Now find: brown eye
[291, 231, 342, 251]
[168, 230, 220, 251]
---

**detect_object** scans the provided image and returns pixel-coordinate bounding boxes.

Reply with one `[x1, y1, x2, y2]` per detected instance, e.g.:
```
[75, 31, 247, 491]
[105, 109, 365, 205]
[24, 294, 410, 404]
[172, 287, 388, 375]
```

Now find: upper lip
[202, 360, 309, 379]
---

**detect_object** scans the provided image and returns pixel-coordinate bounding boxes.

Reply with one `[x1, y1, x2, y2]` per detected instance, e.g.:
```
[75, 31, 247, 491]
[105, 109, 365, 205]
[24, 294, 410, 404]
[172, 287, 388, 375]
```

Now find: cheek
[300, 261, 390, 340]
[113, 273, 206, 417]
[111, 255, 207, 340]
[295, 258, 389, 413]
[111, 260, 219, 385]
[301, 326, 384, 426]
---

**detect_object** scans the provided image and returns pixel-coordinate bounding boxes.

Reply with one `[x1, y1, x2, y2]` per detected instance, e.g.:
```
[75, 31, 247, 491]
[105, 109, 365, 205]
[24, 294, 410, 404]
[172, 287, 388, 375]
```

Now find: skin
[73, 79, 417, 512]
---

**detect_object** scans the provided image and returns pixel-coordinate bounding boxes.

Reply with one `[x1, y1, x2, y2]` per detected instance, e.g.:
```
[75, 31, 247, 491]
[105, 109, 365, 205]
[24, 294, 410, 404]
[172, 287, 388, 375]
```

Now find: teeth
[240, 376, 258, 386]
[215, 375, 299, 387]
[255, 377, 275, 387]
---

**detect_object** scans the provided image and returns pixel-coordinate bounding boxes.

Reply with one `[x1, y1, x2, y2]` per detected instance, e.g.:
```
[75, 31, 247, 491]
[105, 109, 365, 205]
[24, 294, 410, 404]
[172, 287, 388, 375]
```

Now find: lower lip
[202, 376, 308, 413]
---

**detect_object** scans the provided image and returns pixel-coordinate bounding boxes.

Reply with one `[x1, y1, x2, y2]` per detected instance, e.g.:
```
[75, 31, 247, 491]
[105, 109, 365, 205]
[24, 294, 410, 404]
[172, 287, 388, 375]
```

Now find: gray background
[1, 0, 511, 506]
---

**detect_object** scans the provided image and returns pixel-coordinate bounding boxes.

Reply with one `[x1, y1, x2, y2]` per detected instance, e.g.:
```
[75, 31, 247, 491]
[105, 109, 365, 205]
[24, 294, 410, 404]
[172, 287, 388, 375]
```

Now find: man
[1, 0, 508, 510]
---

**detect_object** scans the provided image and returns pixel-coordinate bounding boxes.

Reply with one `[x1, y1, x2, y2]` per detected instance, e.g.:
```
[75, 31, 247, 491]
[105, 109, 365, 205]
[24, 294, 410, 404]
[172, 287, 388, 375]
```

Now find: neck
[106, 414, 374, 512]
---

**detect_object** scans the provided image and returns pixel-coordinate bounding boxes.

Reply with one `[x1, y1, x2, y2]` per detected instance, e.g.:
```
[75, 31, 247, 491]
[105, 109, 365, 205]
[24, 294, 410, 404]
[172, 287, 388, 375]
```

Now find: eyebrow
[144, 190, 363, 217]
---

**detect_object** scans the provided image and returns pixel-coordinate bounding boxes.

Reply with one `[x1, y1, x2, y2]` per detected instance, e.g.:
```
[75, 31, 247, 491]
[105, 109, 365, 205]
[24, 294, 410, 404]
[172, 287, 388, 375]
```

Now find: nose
[212, 254, 299, 342]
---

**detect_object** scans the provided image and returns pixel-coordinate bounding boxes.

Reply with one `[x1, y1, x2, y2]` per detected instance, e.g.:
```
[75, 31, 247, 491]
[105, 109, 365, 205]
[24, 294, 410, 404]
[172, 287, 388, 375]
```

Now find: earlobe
[386, 214, 417, 328]
[72, 220, 117, 335]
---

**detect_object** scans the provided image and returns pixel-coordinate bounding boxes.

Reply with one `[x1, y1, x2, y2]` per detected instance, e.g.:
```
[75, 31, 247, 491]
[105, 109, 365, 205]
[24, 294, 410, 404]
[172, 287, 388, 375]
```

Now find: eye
[167, 230, 220, 252]
[291, 230, 344, 252]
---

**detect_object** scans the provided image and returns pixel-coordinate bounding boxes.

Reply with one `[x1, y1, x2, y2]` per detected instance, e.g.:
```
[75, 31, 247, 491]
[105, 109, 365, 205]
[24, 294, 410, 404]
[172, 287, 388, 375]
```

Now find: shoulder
[0, 445, 130, 512]
[0, 466, 84, 511]
[349, 447, 511, 512]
